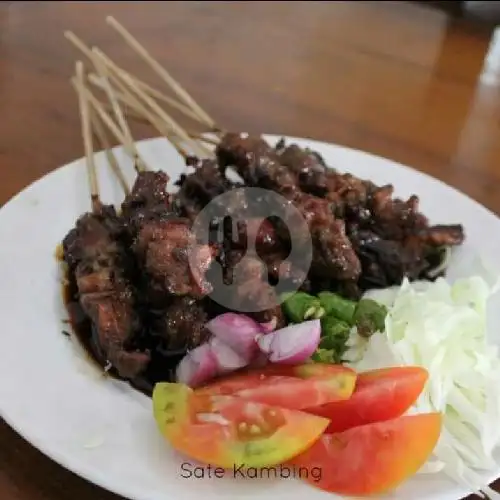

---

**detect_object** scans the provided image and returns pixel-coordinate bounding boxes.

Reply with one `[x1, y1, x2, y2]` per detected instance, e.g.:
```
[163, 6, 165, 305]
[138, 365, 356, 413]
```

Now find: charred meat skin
[274, 142, 329, 197]
[292, 192, 361, 280]
[63, 205, 124, 270]
[174, 158, 238, 220]
[222, 250, 285, 327]
[274, 139, 377, 218]
[216, 132, 362, 281]
[368, 186, 428, 241]
[122, 171, 171, 216]
[152, 297, 210, 351]
[217, 133, 299, 196]
[121, 171, 175, 235]
[62, 205, 150, 379]
[217, 132, 465, 289]
[134, 218, 216, 299]
[421, 224, 465, 247]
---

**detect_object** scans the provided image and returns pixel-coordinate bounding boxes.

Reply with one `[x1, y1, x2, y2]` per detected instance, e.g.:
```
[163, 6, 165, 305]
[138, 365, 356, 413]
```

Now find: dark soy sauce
[62, 271, 185, 398]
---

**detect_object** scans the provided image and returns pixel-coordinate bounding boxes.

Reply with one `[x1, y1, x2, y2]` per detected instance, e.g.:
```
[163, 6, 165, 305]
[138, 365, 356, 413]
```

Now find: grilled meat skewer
[63, 204, 150, 379]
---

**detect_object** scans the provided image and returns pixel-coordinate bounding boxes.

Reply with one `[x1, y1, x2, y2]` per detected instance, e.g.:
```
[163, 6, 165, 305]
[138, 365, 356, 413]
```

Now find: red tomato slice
[290, 413, 442, 496]
[153, 382, 330, 468]
[304, 366, 428, 433]
[196, 364, 356, 410]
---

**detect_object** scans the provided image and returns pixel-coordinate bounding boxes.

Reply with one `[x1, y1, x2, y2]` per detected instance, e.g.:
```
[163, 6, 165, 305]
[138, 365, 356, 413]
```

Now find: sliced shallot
[258, 319, 322, 365]
[176, 342, 218, 387]
[209, 336, 248, 374]
[206, 313, 263, 363]
[255, 332, 274, 354]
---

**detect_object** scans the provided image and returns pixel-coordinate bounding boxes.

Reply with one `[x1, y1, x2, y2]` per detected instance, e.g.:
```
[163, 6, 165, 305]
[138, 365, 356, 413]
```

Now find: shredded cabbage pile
[347, 273, 500, 494]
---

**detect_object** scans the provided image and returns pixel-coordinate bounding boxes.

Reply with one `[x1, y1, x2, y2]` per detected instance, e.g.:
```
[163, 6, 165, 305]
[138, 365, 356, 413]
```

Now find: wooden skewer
[90, 112, 130, 195]
[65, 31, 149, 172]
[65, 30, 205, 127]
[87, 66, 191, 159]
[101, 99, 147, 122]
[75, 61, 100, 212]
[89, 54, 203, 125]
[66, 28, 222, 157]
[106, 16, 218, 130]
[97, 99, 219, 149]
[88, 73, 219, 149]
[187, 133, 219, 146]
[71, 76, 150, 172]
[111, 66, 213, 158]
[92, 49, 148, 172]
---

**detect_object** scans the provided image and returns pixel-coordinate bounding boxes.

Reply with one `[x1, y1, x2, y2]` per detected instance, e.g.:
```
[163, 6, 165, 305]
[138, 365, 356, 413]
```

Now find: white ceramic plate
[1, 135, 500, 500]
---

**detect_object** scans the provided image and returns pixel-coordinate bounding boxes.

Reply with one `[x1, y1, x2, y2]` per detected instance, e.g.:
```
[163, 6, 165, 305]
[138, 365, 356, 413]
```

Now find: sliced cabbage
[348, 270, 500, 494]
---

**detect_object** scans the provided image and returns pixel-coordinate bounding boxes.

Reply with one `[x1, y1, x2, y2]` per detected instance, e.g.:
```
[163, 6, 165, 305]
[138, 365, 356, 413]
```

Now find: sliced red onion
[255, 333, 274, 354]
[209, 337, 248, 374]
[258, 319, 321, 365]
[176, 343, 218, 387]
[260, 317, 278, 333]
[206, 313, 263, 363]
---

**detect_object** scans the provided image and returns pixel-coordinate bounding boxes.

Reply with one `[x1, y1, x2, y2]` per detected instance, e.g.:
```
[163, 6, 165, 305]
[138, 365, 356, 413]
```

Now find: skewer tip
[106, 15, 117, 26]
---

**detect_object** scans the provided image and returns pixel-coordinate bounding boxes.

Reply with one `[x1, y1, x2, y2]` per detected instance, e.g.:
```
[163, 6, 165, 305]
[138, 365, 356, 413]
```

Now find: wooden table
[0, 2, 499, 499]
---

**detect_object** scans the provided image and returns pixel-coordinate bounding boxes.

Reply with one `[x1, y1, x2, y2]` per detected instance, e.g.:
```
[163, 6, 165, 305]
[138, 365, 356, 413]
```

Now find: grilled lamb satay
[273, 139, 377, 218]
[121, 170, 175, 235]
[216, 132, 361, 281]
[64, 61, 150, 379]
[274, 139, 464, 251]
[120, 168, 217, 300]
[368, 185, 465, 246]
[174, 157, 239, 221]
[274, 140, 329, 197]
[134, 218, 216, 299]
[218, 133, 465, 287]
[368, 185, 427, 240]
[216, 133, 299, 195]
[152, 296, 210, 351]
[420, 224, 464, 246]
[62, 204, 150, 379]
[222, 249, 285, 327]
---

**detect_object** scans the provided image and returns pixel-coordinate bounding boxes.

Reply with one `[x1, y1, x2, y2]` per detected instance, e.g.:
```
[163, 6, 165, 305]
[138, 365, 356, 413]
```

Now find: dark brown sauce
[62, 269, 185, 398]
[62, 277, 110, 374]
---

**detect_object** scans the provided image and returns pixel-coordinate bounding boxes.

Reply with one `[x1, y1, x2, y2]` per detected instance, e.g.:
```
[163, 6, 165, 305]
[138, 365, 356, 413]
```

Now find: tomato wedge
[304, 366, 428, 433]
[153, 382, 330, 468]
[196, 363, 356, 410]
[290, 413, 442, 496]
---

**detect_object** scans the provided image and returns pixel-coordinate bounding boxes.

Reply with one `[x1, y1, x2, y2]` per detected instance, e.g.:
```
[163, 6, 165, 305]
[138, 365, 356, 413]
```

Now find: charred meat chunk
[122, 171, 171, 215]
[368, 186, 428, 240]
[216, 133, 361, 281]
[62, 207, 150, 379]
[420, 224, 465, 247]
[174, 158, 238, 220]
[217, 132, 299, 196]
[153, 297, 210, 351]
[222, 250, 285, 327]
[62, 205, 124, 270]
[121, 171, 174, 235]
[292, 192, 361, 281]
[134, 219, 216, 299]
[274, 142, 329, 197]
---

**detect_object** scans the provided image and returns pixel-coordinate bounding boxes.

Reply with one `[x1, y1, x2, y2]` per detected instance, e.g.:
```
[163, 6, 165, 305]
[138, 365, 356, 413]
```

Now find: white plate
[1, 135, 499, 500]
